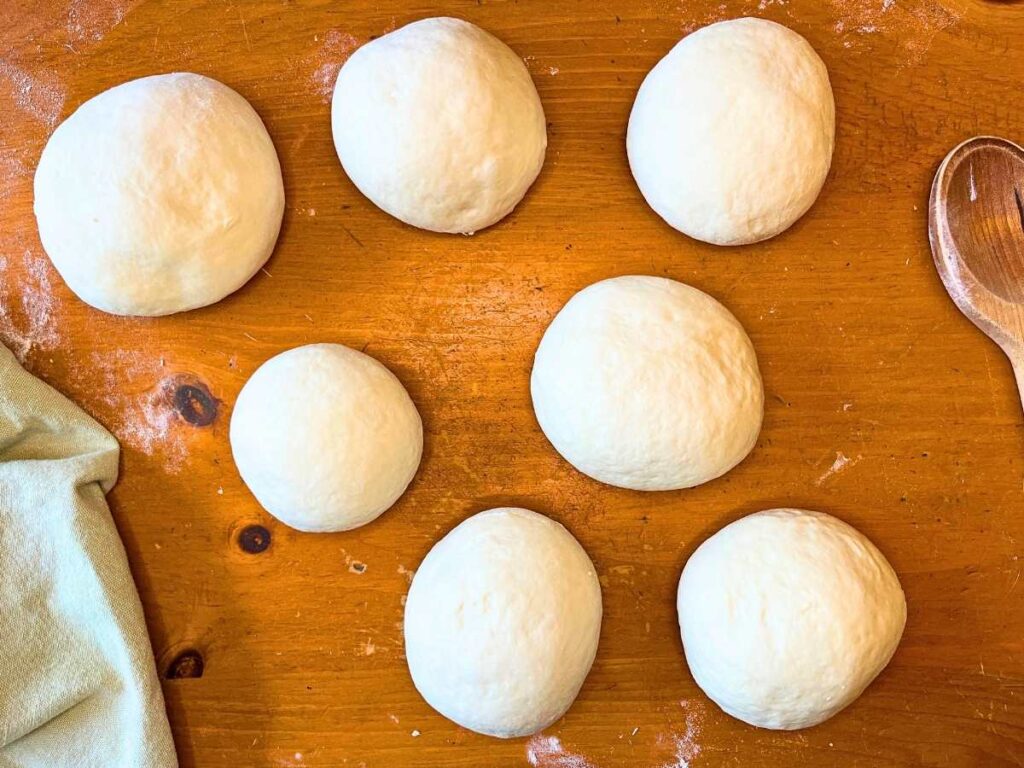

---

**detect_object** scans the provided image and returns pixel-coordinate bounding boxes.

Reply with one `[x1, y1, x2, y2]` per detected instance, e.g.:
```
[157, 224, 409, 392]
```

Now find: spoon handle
[1007, 346, 1024, 415]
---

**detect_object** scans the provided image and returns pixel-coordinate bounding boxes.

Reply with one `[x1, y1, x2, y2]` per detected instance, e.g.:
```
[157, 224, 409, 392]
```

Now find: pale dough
[404, 508, 602, 738]
[331, 17, 547, 234]
[677, 509, 906, 730]
[34, 73, 284, 316]
[229, 344, 422, 533]
[627, 18, 835, 245]
[531, 275, 763, 491]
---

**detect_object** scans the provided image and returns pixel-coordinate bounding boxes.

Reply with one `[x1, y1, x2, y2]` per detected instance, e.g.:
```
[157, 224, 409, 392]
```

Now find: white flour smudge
[826, 0, 961, 64]
[0, 59, 66, 127]
[87, 352, 191, 472]
[65, 0, 130, 46]
[816, 450, 863, 485]
[0, 252, 61, 362]
[675, 0, 961, 66]
[305, 29, 361, 103]
[661, 699, 705, 768]
[526, 735, 595, 768]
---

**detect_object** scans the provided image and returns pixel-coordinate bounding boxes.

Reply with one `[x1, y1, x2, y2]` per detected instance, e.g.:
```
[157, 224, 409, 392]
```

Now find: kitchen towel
[0, 343, 177, 768]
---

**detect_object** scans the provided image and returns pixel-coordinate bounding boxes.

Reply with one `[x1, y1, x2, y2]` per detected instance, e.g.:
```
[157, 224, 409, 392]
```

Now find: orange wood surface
[2, 1, 1024, 765]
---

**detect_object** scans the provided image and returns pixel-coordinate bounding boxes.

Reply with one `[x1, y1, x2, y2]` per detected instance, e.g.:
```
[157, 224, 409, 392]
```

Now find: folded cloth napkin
[0, 343, 177, 768]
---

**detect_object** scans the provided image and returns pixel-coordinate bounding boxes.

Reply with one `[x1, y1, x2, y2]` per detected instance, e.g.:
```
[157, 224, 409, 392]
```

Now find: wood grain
[2, 1, 1024, 766]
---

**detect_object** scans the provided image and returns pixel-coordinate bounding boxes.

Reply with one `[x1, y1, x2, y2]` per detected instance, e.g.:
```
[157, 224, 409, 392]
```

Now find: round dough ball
[531, 275, 763, 491]
[678, 509, 906, 730]
[34, 73, 284, 316]
[331, 17, 547, 234]
[627, 18, 834, 245]
[404, 508, 602, 738]
[230, 344, 422, 533]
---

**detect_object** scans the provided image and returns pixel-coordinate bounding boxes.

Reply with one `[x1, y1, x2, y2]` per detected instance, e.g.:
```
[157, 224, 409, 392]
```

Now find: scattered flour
[660, 699, 705, 768]
[675, 0, 961, 67]
[526, 735, 595, 768]
[0, 251, 61, 362]
[85, 351, 192, 472]
[305, 29, 361, 103]
[0, 59, 66, 127]
[65, 0, 133, 46]
[0, 58, 65, 243]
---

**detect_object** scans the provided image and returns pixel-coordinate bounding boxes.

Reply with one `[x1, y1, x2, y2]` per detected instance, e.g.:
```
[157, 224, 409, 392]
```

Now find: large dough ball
[230, 344, 422, 533]
[404, 508, 602, 738]
[627, 18, 834, 245]
[678, 509, 906, 730]
[531, 276, 763, 491]
[34, 73, 284, 316]
[331, 17, 547, 234]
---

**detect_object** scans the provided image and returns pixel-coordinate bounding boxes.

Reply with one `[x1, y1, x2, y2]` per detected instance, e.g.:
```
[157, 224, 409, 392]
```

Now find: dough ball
[531, 275, 763, 491]
[678, 509, 906, 730]
[230, 344, 422, 533]
[627, 18, 834, 245]
[404, 508, 602, 738]
[331, 17, 547, 234]
[34, 73, 284, 316]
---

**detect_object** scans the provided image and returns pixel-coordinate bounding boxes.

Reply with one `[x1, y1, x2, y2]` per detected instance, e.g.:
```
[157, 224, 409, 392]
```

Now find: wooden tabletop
[3, 1, 1024, 766]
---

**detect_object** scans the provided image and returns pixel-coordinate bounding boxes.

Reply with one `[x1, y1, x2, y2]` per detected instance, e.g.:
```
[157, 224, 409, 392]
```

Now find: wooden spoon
[929, 136, 1024, 404]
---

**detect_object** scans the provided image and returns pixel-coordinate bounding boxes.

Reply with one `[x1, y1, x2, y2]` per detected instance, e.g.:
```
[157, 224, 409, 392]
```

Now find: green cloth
[0, 344, 177, 767]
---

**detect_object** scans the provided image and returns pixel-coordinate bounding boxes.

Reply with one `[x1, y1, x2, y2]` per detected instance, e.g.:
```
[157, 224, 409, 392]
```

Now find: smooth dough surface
[627, 18, 835, 245]
[230, 344, 422, 533]
[34, 72, 284, 316]
[677, 509, 906, 730]
[404, 508, 602, 738]
[531, 275, 763, 491]
[331, 17, 547, 234]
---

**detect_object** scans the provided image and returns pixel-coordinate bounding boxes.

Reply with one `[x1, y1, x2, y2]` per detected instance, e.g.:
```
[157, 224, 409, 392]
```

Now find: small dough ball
[531, 275, 763, 491]
[404, 508, 602, 738]
[34, 73, 284, 316]
[331, 17, 547, 234]
[678, 509, 906, 730]
[230, 344, 422, 533]
[627, 18, 834, 245]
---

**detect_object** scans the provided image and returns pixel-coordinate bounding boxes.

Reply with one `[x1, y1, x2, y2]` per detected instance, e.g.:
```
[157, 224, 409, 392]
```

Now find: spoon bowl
[929, 136, 1024, 402]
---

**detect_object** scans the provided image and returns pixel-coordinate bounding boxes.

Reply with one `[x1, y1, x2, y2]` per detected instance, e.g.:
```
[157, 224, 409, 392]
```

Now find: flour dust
[0, 251, 61, 362]
[672, 0, 960, 67]
[87, 351, 190, 472]
[659, 699, 705, 768]
[65, 0, 132, 46]
[304, 29, 362, 103]
[526, 735, 596, 768]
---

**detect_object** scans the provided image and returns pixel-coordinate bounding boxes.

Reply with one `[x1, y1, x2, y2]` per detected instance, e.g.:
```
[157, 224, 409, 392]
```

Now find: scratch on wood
[816, 451, 863, 486]
[341, 224, 364, 248]
[237, 7, 252, 51]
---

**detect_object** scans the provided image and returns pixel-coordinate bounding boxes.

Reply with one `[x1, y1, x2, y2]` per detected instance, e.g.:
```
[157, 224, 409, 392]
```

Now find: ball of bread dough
[34, 73, 284, 316]
[230, 344, 422, 533]
[627, 18, 834, 245]
[678, 509, 906, 730]
[404, 508, 602, 738]
[531, 275, 763, 491]
[331, 17, 547, 234]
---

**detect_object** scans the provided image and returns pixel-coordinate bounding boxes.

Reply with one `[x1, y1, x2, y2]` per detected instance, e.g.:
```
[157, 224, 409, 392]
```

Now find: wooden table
[3, 1, 1024, 765]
